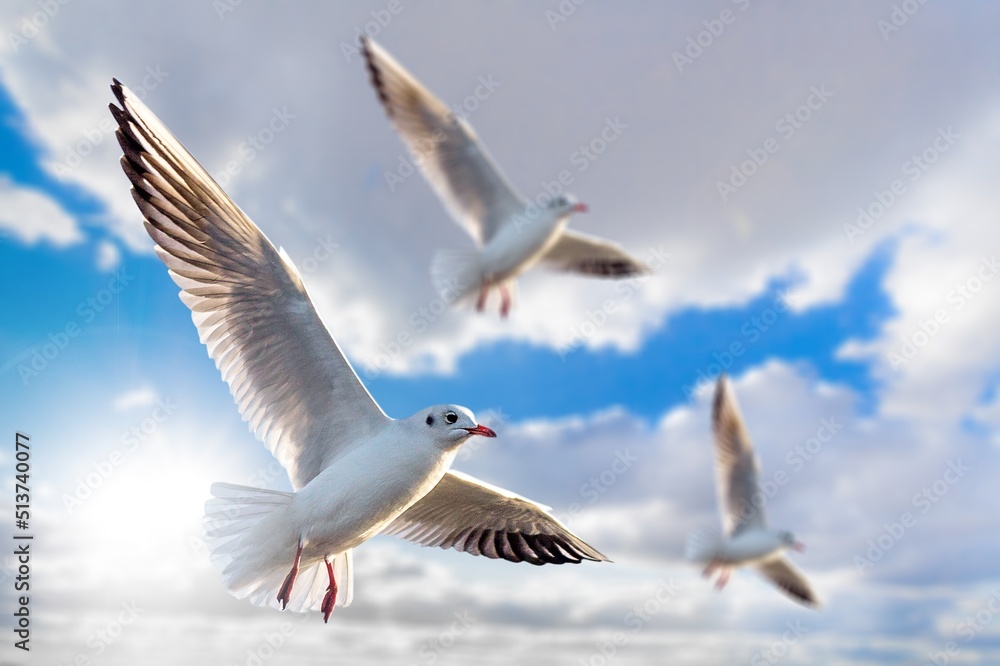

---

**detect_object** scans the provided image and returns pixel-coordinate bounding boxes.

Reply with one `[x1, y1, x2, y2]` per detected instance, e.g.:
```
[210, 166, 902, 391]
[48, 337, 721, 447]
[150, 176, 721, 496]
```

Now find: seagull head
[418, 405, 496, 449]
[547, 193, 588, 217]
[779, 531, 805, 552]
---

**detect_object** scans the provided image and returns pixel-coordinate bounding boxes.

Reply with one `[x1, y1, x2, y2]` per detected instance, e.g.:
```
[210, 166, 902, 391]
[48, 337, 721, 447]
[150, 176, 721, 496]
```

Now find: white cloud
[96, 239, 120, 270]
[1, 2, 998, 375]
[3, 2, 1000, 661]
[836, 112, 1000, 433]
[10, 356, 1000, 663]
[0, 176, 81, 245]
[112, 385, 158, 411]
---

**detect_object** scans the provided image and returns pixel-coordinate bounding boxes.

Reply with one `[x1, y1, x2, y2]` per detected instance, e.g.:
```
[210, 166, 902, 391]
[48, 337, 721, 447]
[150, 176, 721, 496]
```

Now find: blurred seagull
[685, 374, 820, 608]
[362, 38, 649, 317]
[109, 80, 608, 622]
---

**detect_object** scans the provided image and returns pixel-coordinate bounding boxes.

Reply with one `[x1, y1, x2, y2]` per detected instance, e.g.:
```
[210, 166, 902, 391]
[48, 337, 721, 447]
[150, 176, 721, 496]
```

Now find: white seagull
[109, 80, 608, 622]
[686, 374, 819, 608]
[362, 38, 649, 317]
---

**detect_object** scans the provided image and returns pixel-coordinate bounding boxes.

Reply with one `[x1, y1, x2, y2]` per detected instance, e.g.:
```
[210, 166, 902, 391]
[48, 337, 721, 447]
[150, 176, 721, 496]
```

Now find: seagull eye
[444, 412, 458, 425]
[426, 415, 434, 426]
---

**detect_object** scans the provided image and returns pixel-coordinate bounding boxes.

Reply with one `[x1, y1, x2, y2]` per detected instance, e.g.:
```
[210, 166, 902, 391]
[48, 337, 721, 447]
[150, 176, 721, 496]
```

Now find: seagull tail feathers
[684, 526, 723, 562]
[431, 249, 483, 306]
[203, 482, 355, 612]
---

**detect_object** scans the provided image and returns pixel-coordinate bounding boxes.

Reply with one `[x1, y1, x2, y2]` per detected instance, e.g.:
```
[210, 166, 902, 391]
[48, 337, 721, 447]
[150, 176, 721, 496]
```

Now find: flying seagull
[362, 38, 649, 317]
[686, 374, 819, 607]
[109, 79, 609, 622]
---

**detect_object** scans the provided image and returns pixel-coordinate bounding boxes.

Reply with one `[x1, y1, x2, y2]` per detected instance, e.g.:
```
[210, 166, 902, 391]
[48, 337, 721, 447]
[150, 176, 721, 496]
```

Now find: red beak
[463, 424, 496, 438]
[792, 541, 806, 553]
[572, 203, 588, 213]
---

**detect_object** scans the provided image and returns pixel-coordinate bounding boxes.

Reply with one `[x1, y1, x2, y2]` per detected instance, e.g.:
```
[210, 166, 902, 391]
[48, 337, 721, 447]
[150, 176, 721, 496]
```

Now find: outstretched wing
[363, 37, 524, 246]
[541, 229, 650, 277]
[712, 374, 764, 536]
[757, 557, 820, 608]
[110, 80, 388, 490]
[383, 470, 609, 565]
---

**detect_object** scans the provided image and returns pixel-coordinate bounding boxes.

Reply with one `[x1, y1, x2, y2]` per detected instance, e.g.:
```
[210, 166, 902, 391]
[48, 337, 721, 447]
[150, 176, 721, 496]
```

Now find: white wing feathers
[362, 37, 525, 246]
[712, 375, 765, 536]
[542, 230, 649, 277]
[110, 80, 388, 491]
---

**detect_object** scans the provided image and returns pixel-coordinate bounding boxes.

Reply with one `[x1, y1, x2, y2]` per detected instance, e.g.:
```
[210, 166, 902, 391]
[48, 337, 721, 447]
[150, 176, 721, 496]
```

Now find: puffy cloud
[0, 176, 81, 245]
[1, 2, 998, 375]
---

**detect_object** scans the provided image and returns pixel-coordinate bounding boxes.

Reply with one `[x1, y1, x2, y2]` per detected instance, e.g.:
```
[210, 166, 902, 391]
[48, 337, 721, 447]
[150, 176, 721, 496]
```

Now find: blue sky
[2, 2, 1000, 665]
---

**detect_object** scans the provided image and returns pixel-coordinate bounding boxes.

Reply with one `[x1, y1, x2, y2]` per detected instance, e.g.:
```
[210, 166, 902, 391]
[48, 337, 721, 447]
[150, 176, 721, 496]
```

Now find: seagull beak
[463, 424, 496, 438]
[572, 202, 588, 213]
[792, 541, 806, 552]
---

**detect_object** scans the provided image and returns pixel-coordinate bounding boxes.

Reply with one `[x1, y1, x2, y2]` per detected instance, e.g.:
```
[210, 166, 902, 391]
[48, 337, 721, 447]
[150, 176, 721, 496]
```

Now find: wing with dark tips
[383, 470, 609, 565]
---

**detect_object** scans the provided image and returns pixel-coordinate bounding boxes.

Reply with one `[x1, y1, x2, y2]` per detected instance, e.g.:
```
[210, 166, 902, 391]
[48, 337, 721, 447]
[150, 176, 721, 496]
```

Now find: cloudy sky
[2, 1, 1000, 664]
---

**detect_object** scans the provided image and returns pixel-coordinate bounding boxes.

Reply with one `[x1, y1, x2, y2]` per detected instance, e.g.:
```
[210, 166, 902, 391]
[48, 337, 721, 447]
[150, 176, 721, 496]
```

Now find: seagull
[109, 80, 609, 622]
[685, 374, 819, 608]
[362, 38, 649, 317]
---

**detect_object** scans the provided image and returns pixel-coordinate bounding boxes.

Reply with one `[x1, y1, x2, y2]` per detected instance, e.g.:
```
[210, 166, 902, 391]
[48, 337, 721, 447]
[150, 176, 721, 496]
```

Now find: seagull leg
[476, 282, 489, 313]
[499, 284, 511, 319]
[702, 561, 718, 578]
[714, 567, 731, 590]
[276, 539, 303, 610]
[321, 556, 338, 623]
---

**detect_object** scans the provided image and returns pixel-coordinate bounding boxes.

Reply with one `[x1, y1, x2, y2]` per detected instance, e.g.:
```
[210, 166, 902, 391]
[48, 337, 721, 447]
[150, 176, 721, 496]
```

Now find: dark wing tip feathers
[465, 529, 607, 566]
[774, 576, 819, 608]
[110, 78, 127, 108]
[396, 517, 609, 566]
[107, 73, 603, 573]
[361, 38, 392, 118]
[576, 258, 646, 278]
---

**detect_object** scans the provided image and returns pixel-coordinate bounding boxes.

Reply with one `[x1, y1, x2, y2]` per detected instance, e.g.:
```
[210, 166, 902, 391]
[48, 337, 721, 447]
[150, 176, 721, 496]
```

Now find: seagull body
[686, 375, 819, 607]
[362, 38, 649, 316]
[109, 80, 608, 622]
